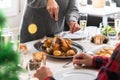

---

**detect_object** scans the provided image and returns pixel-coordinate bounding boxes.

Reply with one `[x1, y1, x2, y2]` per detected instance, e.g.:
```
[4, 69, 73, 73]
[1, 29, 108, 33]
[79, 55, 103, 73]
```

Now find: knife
[55, 21, 61, 36]
[55, 21, 59, 32]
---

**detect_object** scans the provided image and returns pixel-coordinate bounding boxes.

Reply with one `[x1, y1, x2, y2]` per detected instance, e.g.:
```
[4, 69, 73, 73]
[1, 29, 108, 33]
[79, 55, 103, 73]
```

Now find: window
[0, 0, 19, 16]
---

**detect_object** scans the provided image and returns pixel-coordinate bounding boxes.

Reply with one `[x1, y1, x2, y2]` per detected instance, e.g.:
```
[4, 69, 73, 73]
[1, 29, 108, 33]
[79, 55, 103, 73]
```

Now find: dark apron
[20, 0, 67, 43]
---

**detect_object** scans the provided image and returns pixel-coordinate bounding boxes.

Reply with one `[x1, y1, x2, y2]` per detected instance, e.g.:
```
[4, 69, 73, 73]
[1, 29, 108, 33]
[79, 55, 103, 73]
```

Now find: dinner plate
[54, 69, 98, 80]
[61, 31, 86, 40]
[89, 45, 115, 56]
[86, 45, 115, 56]
[34, 41, 85, 59]
[91, 45, 115, 53]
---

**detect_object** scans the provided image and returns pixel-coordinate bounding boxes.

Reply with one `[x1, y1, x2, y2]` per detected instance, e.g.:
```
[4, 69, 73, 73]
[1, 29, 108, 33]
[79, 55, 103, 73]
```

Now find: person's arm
[66, 0, 79, 23]
[46, 0, 59, 21]
[96, 43, 120, 80]
[27, 0, 59, 21]
[92, 56, 110, 69]
[65, 0, 80, 33]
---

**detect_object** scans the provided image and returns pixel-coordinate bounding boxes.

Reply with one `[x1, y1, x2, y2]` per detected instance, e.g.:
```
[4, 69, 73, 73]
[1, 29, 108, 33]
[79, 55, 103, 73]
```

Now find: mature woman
[20, 0, 80, 43]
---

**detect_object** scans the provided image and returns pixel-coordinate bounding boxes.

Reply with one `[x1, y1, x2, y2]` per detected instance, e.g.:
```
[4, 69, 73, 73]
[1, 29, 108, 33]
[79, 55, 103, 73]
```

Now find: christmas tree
[0, 10, 20, 80]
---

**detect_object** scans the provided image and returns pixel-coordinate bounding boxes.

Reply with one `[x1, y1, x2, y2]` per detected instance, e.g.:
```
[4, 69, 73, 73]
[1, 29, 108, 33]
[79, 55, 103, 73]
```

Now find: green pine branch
[0, 10, 21, 80]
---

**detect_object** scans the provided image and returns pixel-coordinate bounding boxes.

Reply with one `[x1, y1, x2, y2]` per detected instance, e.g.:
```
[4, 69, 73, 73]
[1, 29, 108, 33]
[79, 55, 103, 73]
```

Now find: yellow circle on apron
[28, 24, 37, 34]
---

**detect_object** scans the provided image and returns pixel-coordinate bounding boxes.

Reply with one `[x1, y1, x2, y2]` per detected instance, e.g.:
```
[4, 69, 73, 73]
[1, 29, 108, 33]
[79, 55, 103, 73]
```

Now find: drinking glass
[10, 32, 20, 52]
[107, 30, 118, 45]
[27, 60, 41, 80]
[114, 14, 120, 33]
[85, 26, 97, 41]
[79, 13, 87, 42]
[1, 27, 11, 44]
[26, 52, 46, 80]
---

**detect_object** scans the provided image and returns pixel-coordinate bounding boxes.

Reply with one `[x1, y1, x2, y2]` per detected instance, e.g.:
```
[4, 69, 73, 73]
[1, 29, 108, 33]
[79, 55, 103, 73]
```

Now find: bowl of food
[91, 34, 109, 45]
[101, 25, 116, 36]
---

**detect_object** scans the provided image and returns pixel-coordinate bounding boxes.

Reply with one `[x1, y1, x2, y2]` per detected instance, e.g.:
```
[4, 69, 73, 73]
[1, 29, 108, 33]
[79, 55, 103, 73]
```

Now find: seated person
[33, 41, 120, 80]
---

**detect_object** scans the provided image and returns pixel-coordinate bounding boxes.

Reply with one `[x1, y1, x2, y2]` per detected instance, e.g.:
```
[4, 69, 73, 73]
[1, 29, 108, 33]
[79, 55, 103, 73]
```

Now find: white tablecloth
[19, 37, 114, 80]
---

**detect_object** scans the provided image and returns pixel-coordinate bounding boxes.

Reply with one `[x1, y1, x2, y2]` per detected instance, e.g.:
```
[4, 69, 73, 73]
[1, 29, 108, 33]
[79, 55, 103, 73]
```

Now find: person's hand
[73, 52, 93, 67]
[34, 65, 53, 80]
[68, 21, 80, 33]
[47, 0, 59, 21]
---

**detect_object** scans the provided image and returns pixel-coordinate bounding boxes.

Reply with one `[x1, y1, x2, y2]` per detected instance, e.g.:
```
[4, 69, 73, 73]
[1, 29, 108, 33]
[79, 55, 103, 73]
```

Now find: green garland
[0, 10, 20, 80]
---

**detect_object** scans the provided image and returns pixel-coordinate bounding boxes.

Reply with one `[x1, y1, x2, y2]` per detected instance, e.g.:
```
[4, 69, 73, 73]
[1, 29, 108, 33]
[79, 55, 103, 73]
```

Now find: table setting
[18, 29, 119, 80]
[1, 23, 119, 80]
[11, 18, 119, 80]
[19, 43, 107, 80]
[16, 18, 120, 79]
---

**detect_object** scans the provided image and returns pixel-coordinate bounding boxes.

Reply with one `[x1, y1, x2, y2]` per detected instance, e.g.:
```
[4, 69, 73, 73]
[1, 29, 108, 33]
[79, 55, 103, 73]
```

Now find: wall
[7, 0, 26, 30]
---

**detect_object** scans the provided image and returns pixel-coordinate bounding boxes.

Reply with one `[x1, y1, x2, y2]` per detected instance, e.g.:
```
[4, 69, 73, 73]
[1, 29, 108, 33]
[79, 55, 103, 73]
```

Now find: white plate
[54, 69, 98, 80]
[62, 31, 85, 40]
[92, 45, 115, 53]
[88, 45, 115, 55]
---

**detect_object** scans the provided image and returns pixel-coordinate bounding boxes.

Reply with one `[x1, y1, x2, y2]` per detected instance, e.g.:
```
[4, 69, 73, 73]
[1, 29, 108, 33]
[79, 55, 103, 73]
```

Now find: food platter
[54, 68, 98, 80]
[34, 41, 85, 59]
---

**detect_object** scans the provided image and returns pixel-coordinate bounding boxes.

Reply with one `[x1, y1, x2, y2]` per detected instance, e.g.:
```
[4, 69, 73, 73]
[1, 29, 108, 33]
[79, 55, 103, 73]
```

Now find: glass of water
[79, 13, 88, 42]
[107, 30, 118, 45]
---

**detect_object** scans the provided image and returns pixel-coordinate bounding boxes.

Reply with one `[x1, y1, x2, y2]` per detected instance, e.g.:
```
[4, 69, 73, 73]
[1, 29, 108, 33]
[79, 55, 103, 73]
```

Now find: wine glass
[10, 32, 20, 52]
[1, 27, 11, 44]
[79, 13, 88, 42]
[114, 14, 120, 33]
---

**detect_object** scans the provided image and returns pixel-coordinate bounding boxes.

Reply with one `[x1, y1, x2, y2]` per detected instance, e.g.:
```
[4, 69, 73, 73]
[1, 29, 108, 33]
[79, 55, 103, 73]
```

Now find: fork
[62, 61, 73, 68]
